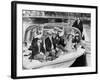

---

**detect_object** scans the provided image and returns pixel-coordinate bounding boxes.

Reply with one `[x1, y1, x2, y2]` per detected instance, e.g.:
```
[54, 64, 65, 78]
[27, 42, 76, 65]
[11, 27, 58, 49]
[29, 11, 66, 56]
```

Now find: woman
[71, 18, 86, 67]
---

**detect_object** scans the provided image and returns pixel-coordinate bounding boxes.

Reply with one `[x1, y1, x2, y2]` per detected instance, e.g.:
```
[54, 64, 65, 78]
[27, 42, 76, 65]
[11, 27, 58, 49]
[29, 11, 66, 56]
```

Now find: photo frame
[11, 1, 98, 79]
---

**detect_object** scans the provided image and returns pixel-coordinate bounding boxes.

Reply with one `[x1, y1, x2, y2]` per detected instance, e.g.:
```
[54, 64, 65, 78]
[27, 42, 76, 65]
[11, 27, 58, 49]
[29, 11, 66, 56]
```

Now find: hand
[40, 52, 44, 55]
[56, 48, 59, 51]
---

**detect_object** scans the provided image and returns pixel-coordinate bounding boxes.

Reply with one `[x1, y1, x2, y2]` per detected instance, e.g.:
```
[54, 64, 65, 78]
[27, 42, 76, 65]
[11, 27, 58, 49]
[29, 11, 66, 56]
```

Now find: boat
[22, 23, 90, 69]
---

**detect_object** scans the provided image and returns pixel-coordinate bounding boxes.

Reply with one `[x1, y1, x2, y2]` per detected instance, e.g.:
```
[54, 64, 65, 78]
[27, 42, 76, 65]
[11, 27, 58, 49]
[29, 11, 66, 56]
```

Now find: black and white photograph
[11, 1, 97, 79]
[22, 10, 91, 69]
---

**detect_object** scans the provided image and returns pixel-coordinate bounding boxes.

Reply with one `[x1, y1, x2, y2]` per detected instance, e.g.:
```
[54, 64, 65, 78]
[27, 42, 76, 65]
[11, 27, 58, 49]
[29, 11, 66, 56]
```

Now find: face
[71, 29, 75, 34]
[55, 31, 57, 34]
[52, 33, 56, 38]
[49, 33, 52, 37]
[77, 18, 80, 23]
[32, 32, 36, 38]
[77, 18, 80, 20]
[76, 36, 79, 39]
